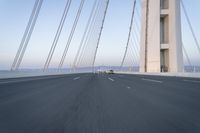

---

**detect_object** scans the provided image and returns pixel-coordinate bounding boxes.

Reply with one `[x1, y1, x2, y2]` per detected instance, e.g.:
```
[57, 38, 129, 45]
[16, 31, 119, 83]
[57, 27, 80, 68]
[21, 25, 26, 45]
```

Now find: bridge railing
[115, 66, 200, 73]
[184, 66, 200, 73]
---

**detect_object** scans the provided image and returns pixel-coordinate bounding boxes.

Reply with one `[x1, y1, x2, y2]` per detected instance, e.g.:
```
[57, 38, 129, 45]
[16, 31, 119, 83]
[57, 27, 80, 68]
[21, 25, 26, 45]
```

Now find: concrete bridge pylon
[140, 0, 183, 73]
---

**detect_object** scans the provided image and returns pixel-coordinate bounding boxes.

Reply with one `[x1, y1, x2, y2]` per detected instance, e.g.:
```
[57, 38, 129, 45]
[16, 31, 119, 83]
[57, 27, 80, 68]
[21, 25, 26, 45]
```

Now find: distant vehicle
[107, 70, 114, 74]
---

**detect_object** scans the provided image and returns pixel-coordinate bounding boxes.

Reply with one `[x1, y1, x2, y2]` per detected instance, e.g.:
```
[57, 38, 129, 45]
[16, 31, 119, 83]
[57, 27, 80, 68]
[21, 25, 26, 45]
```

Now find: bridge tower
[140, 0, 183, 72]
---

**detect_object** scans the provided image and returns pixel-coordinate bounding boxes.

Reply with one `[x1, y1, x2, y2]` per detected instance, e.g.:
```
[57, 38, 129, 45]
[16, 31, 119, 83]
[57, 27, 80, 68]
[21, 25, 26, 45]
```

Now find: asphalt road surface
[0, 73, 200, 133]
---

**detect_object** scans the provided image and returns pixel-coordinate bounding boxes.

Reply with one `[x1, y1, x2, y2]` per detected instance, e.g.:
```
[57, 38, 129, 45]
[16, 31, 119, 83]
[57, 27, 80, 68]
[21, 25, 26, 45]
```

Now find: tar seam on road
[108, 77, 115, 82]
[183, 79, 200, 83]
[73, 77, 81, 80]
[141, 78, 163, 83]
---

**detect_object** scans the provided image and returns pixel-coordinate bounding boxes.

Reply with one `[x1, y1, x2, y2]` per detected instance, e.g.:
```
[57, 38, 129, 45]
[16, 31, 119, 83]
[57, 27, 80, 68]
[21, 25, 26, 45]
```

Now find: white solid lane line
[108, 77, 115, 82]
[73, 77, 80, 80]
[183, 79, 200, 83]
[0, 76, 66, 85]
[142, 78, 163, 83]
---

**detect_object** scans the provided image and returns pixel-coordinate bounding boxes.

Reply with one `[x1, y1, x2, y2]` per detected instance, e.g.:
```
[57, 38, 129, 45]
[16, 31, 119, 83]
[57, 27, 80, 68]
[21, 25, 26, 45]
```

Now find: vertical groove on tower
[144, 0, 149, 72]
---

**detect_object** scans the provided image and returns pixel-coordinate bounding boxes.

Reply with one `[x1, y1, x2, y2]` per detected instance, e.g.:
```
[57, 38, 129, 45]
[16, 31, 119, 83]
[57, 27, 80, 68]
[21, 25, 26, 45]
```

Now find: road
[0, 73, 200, 133]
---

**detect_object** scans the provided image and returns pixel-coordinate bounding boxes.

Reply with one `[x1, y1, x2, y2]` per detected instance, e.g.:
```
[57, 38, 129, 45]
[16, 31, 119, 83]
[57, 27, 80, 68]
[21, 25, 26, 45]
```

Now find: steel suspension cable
[130, 37, 139, 60]
[129, 43, 137, 65]
[130, 39, 140, 66]
[133, 17, 140, 44]
[73, 0, 99, 68]
[181, 0, 200, 55]
[15, 0, 43, 70]
[11, 0, 40, 71]
[135, 6, 141, 33]
[92, 0, 110, 71]
[120, 0, 136, 68]
[131, 34, 139, 53]
[44, 0, 72, 70]
[183, 45, 192, 66]
[80, 1, 104, 67]
[131, 7, 141, 54]
[77, 0, 102, 67]
[128, 38, 138, 66]
[58, 0, 86, 70]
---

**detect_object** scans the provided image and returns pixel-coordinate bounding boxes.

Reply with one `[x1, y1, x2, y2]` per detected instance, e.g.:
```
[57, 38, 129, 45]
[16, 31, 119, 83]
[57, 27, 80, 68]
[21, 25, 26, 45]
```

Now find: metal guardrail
[184, 66, 200, 73]
[115, 66, 200, 73]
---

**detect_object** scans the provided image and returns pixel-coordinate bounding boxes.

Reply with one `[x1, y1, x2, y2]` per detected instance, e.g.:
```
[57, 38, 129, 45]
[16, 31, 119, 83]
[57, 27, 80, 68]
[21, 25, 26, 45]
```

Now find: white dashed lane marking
[73, 77, 80, 80]
[142, 78, 163, 83]
[108, 77, 115, 82]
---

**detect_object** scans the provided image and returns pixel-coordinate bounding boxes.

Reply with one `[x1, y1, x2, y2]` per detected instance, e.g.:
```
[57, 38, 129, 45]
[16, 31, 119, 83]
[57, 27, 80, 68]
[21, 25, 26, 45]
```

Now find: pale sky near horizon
[0, 0, 200, 70]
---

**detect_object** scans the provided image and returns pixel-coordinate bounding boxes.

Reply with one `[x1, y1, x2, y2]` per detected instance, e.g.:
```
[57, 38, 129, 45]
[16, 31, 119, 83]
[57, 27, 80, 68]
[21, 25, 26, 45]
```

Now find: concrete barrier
[116, 72, 200, 78]
[0, 70, 81, 79]
[1, 70, 200, 79]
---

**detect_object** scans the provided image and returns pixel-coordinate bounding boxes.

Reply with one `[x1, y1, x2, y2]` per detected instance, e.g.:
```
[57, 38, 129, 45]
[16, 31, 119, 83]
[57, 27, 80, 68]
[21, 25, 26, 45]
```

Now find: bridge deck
[0, 73, 200, 133]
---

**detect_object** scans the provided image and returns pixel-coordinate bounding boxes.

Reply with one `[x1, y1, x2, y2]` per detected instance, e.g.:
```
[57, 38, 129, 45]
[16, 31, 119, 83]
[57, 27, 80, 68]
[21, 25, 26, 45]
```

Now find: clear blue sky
[0, 0, 199, 70]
